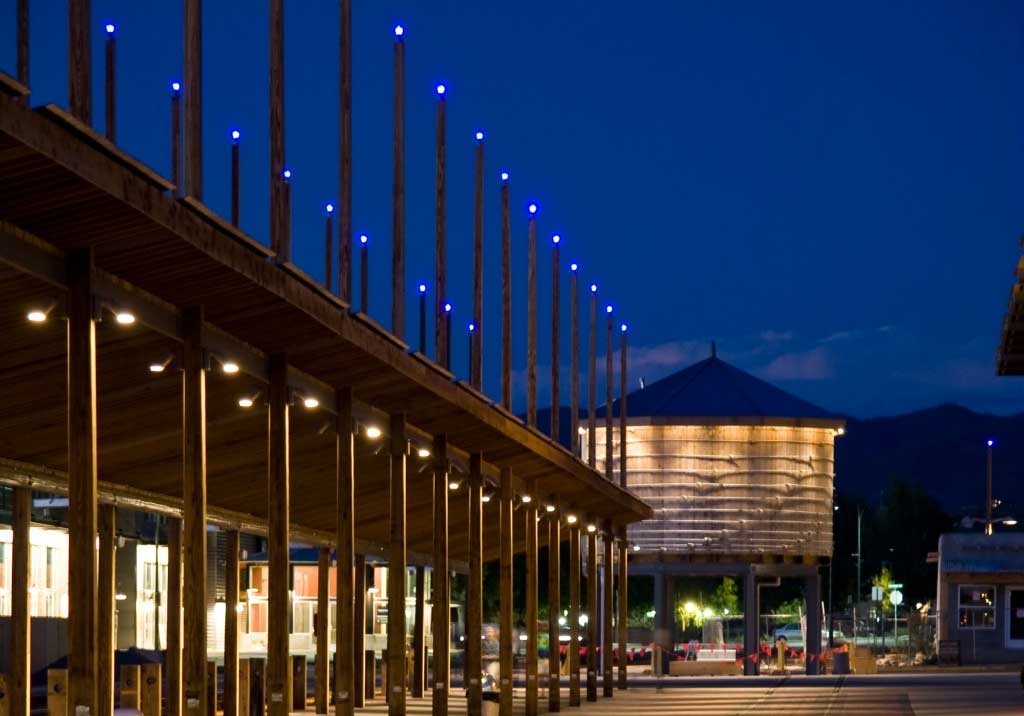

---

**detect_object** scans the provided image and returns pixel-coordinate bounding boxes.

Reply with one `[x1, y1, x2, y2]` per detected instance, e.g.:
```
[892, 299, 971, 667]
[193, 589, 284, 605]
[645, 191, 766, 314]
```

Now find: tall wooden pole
[500, 173, 512, 410]
[184, 0, 202, 199]
[167, 518, 183, 716]
[171, 85, 182, 197]
[525, 502, 539, 716]
[67, 248, 98, 716]
[431, 435, 450, 716]
[570, 266, 579, 455]
[230, 132, 240, 227]
[224, 530, 240, 716]
[16, 0, 29, 103]
[11, 486, 30, 716]
[498, 469, 513, 714]
[104, 26, 115, 141]
[392, 27, 405, 337]
[527, 207, 538, 427]
[411, 566, 426, 697]
[547, 514, 561, 713]
[267, 354, 291, 716]
[335, 388, 355, 716]
[387, 414, 407, 716]
[98, 505, 115, 716]
[68, 0, 91, 123]
[471, 133, 484, 390]
[551, 236, 560, 441]
[602, 532, 613, 697]
[418, 286, 427, 355]
[465, 455, 483, 716]
[359, 236, 368, 313]
[338, 0, 352, 304]
[605, 307, 614, 480]
[352, 555, 366, 709]
[568, 522, 581, 707]
[269, 0, 286, 257]
[315, 547, 330, 714]
[434, 87, 448, 368]
[586, 529, 598, 702]
[587, 287, 597, 467]
[620, 326, 628, 488]
[324, 207, 334, 292]
[617, 540, 628, 690]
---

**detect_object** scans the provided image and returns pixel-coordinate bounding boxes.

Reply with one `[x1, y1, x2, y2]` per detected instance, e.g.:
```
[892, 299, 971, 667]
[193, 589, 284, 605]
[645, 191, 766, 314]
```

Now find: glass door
[1007, 588, 1024, 649]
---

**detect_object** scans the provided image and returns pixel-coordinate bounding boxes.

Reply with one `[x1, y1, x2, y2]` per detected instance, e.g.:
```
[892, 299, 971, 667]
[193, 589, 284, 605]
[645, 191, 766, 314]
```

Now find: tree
[871, 565, 894, 611]
[708, 577, 739, 616]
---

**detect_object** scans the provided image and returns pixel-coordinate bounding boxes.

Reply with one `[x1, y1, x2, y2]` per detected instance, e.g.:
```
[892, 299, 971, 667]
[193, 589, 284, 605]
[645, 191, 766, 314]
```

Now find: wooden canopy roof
[0, 79, 650, 565]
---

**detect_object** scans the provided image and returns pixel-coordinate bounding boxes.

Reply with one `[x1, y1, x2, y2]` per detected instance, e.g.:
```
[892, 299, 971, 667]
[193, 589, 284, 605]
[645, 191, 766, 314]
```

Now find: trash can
[832, 650, 850, 675]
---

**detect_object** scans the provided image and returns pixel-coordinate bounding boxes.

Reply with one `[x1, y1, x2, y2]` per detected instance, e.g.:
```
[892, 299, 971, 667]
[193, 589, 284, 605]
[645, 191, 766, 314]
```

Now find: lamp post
[985, 439, 994, 536]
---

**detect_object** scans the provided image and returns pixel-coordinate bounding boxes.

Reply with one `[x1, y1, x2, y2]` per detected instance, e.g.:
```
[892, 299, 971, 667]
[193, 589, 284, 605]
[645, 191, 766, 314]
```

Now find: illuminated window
[958, 585, 995, 629]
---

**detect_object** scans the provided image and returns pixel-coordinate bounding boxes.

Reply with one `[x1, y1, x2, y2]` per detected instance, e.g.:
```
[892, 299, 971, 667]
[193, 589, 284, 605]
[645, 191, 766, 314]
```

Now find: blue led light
[987, 439, 995, 447]
[528, 203, 538, 215]
[105, 23, 115, 35]
[171, 81, 181, 93]
[231, 129, 241, 141]
[283, 169, 292, 180]
[468, 322, 476, 332]
[570, 263, 578, 272]
[590, 283, 597, 293]
[606, 305, 613, 314]
[325, 203, 334, 214]
[359, 234, 368, 245]
[418, 283, 427, 294]
[621, 323, 628, 333]
[475, 131, 484, 141]
[394, 25, 404, 37]
[552, 235, 561, 245]
[500, 171, 509, 182]
[444, 303, 452, 313]
[436, 84, 446, 96]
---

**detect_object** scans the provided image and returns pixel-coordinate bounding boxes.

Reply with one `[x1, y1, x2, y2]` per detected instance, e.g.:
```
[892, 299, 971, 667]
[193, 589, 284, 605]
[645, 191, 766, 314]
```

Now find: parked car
[772, 623, 845, 648]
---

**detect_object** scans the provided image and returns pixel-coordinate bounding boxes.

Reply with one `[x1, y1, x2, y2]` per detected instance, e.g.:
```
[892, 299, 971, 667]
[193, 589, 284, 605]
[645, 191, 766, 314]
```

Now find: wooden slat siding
[434, 93, 447, 369]
[570, 269, 579, 455]
[526, 213, 537, 428]
[465, 455, 483, 716]
[547, 515, 561, 713]
[224, 531, 240, 716]
[11, 486, 30, 716]
[391, 26, 404, 339]
[167, 518, 183, 716]
[387, 414, 407, 716]
[67, 0, 90, 123]
[183, 0, 201, 199]
[67, 248, 98, 716]
[315, 547, 330, 714]
[411, 566, 426, 697]
[471, 136, 483, 390]
[267, 354, 291, 716]
[601, 533, 613, 698]
[269, 0, 285, 258]
[17, 0, 29, 102]
[98, 505, 115, 716]
[616, 540, 627, 690]
[335, 388, 355, 716]
[587, 291, 596, 468]
[431, 435, 450, 716]
[568, 523, 580, 707]
[498, 467, 513, 714]
[500, 175, 511, 410]
[550, 240, 559, 442]
[183, 307, 208, 716]
[353, 554, 367, 708]
[586, 530, 597, 702]
[104, 33, 114, 142]
[525, 501, 538, 716]
[339, 0, 352, 304]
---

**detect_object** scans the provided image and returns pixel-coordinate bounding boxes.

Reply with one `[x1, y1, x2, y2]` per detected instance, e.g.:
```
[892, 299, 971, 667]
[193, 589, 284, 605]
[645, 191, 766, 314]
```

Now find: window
[958, 585, 995, 629]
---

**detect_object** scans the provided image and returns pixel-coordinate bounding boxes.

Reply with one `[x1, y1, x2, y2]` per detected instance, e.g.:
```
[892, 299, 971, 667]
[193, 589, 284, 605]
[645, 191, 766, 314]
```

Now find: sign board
[888, 583, 904, 590]
[890, 590, 903, 606]
[377, 607, 388, 625]
[871, 586, 884, 602]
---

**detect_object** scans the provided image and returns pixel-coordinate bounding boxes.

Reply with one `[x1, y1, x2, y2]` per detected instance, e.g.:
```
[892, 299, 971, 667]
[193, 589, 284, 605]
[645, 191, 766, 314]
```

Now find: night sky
[5, 1, 1024, 418]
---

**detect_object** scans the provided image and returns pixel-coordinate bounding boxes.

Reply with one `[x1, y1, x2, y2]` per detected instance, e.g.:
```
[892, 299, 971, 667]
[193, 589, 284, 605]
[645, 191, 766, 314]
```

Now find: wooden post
[67, 0, 90, 123]
[743, 570, 758, 676]
[236, 661, 248, 716]
[324, 209, 334, 294]
[249, 660, 266, 716]
[620, 327, 627, 488]
[230, 132, 241, 226]
[434, 88, 447, 368]
[141, 664, 161, 716]
[465, 455, 483, 716]
[804, 571, 822, 675]
[386, 414, 407, 716]
[617, 540, 628, 690]
[587, 288, 597, 467]
[48, 670, 68, 716]
[104, 27, 115, 142]
[586, 530, 597, 702]
[224, 531, 240, 716]
[183, 307, 208, 716]
[338, 0, 352, 304]
[353, 555, 366, 708]
[568, 523, 580, 707]
[171, 86, 182, 198]
[167, 518, 183, 716]
[570, 267, 579, 455]
[602, 532, 613, 697]
[335, 388, 355, 716]
[118, 667, 140, 710]
[11, 486, 30, 716]
[267, 354, 291, 716]
[500, 173, 512, 410]
[431, 436, 450, 716]
[98, 505, 115, 716]
[67, 248, 98, 716]
[527, 208, 537, 428]
[605, 310, 614, 481]
[183, 0, 202, 199]
[361, 650, 372, 703]
[315, 547, 329, 714]
[411, 567, 426, 697]
[269, 0, 286, 258]
[205, 663, 216, 716]
[392, 25, 405, 338]
[547, 513, 561, 712]
[471, 133, 484, 389]
[290, 657, 305, 711]
[16, 0, 28, 101]
[498, 468, 513, 714]
[525, 502, 539, 716]
[551, 236, 560, 442]
[359, 237, 368, 314]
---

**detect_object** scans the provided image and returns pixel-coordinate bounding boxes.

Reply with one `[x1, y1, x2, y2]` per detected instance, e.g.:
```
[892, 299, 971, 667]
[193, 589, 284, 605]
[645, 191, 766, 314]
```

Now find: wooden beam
[10, 486, 30, 716]
[224, 531, 240, 716]
[525, 501, 538, 716]
[335, 388, 355, 716]
[67, 248, 98, 716]
[586, 530, 597, 702]
[67, 0, 90, 123]
[98, 505, 115, 716]
[269, 0, 286, 258]
[616, 540, 628, 690]
[352, 555, 366, 709]
[431, 435, 450, 716]
[471, 135, 483, 390]
[167, 518, 183, 716]
[392, 25, 405, 339]
[411, 566, 426, 697]
[601, 533, 613, 697]
[500, 174, 511, 410]
[465, 454, 483, 716]
[570, 269, 579, 455]
[551, 239, 560, 442]
[103, 29, 115, 142]
[527, 212, 537, 428]
[587, 290, 597, 467]
[315, 547, 330, 714]
[339, 0, 352, 304]
[605, 313, 613, 480]
[568, 523, 580, 707]
[183, 0, 202, 199]
[498, 468, 513, 714]
[386, 414, 407, 716]
[619, 329, 627, 488]
[183, 307, 208, 716]
[17, 0, 29, 100]
[267, 354, 291, 716]
[434, 92, 447, 368]
[547, 515, 561, 712]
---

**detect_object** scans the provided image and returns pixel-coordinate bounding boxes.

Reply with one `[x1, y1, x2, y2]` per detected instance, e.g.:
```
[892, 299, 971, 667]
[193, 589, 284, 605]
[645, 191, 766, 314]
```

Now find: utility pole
[985, 439, 994, 536]
[853, 505, 862, 645]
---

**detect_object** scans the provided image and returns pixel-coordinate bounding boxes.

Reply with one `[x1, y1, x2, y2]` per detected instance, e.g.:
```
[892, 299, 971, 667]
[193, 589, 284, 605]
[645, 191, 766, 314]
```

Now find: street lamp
[985, 439, 994, 536]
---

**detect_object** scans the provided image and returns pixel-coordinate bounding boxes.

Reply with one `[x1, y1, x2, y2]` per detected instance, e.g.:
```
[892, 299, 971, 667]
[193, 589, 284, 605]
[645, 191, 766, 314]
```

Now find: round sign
[890, 589, 903, 606]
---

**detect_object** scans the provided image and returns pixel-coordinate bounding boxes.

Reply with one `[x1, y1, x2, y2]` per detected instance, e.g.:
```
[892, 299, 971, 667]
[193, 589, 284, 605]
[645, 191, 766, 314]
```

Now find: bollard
[141, 663, 161, 716]
[120, 665, 141, 710]
[47, 669, 68, 716]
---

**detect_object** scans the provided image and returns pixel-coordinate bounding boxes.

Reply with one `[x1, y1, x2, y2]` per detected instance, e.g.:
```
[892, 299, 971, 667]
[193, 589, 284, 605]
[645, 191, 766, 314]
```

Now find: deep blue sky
[5, 1, 1024, 417]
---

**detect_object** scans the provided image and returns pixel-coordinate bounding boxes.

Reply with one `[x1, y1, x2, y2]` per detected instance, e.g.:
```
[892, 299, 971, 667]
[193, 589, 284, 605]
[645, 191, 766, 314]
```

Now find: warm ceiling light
[238, 396, 254, 408]
[521, 494, 532, 504]
[366, 426, 383, 440]
[481, 494, 491, 503]
[115, 311, 135, 325]
[27, 307, 51, 323]
[586, 524, 597, 533]
[114, 593, 127, 601]
[577, 426, 586, 436]
[836, 427, 845, 436]
[302, 397, 319, 409]
[449, 481, 460, 490]
[417, 448, 431, 458]
[566, 514, 578, 524]
[221, 361, 240, 374]
[545, 504, 555, 513]
[149, 355, 173, 373]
